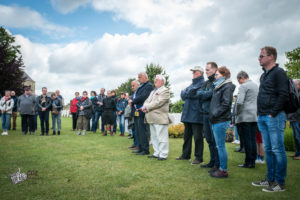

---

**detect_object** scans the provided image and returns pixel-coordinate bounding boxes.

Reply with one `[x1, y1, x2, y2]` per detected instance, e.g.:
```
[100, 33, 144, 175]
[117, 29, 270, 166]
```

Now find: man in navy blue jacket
[176, 66, 205, 165]
[129, 72, 154, 155]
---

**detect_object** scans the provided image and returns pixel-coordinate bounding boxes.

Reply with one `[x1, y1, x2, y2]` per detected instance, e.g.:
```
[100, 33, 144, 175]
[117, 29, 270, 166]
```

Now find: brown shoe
[210, 169, 228, 178]
[293, 156, 300, 160]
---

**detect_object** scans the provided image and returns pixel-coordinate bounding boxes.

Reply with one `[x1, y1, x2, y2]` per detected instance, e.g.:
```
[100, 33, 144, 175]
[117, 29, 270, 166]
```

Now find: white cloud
[0, 4, 72, 38]
[8, 0, 300, 103]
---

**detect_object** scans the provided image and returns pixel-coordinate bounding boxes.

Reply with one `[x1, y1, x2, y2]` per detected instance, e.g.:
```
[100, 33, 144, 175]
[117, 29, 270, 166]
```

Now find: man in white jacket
[0, 90, 14, 135]
[142, 74, 171, 160]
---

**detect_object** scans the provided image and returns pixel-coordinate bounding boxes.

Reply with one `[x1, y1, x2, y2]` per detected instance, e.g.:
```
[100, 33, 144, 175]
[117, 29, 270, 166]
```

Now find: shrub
[168, 123, 184, 138]
[284, 125, 296, 152]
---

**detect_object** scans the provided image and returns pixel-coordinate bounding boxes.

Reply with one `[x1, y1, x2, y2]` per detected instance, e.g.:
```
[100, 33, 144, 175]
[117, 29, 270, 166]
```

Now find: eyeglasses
[259, 55, 270, 59]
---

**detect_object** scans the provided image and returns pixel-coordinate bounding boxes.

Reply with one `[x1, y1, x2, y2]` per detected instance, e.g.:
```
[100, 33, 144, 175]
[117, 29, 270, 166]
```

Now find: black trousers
[237, 123, 245, 149]
[38, 110, 49, 134]
[237, 122, 257, 165]
[21, 114, 34, 134]
[181, 122, 204, 161]
[134, 116, 150, 153]
[71, 113, 78, 130]
[203, 114, 219, 166]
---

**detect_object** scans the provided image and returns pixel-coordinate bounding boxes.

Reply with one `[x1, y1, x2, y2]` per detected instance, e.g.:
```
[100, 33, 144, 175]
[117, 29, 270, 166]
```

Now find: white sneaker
[255, 159, 260, 164]
[2, 131, 8, 136]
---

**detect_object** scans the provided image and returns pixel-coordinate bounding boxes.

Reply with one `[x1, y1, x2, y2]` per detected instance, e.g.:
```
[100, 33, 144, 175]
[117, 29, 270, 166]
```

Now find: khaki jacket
[144, 86, 171, 125]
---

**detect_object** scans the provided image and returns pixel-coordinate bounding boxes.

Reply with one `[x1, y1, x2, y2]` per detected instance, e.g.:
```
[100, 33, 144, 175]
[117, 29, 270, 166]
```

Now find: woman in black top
[102, 91, 116, 136]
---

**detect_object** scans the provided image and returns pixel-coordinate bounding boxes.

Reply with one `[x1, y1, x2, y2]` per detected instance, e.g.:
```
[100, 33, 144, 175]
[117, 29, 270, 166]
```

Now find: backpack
[284, 78, 300, 114]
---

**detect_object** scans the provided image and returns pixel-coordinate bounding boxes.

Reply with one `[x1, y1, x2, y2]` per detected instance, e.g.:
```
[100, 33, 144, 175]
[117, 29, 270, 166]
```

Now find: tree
[0, 27, 25, 96]
[145, 63, 173, 98]
[170, 99, 184, 113]
[115, 78, 136, 96]
[285, 47, 300, 79]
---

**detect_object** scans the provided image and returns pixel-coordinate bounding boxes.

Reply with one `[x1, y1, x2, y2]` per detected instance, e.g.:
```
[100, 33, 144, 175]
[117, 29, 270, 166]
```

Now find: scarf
[213, 77, 226, 87]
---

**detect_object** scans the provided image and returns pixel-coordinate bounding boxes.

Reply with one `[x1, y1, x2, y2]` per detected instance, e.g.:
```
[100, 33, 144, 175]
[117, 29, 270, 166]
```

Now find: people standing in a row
[37, 87, 52, 136]
[102, 91, 116, 136]
[18, 87, 36, 135]
[189, 62, 220, 170]
[129, 72, 153, 155]
[10, 91, 18, 131]
[252, 46, 289, 192]
[70, 92, 80, 131]
[51, 93, 63, 135]
[234, 71, 259, 168]
[176, 66, 205, 165]
[116, 92, 128, 136]
[287, 79, 300, 160]
[143, 74, 171, 160]
[0, 90, 14, 135]
[127, 80, 140, 149]
[76, 91, 92, 136]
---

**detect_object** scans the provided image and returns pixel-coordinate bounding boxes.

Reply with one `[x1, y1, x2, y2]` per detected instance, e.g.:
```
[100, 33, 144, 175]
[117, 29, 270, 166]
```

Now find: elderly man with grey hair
[234, 71, 259, 168]
[288, 79, 300, 160]
[142, 74, 171, 160]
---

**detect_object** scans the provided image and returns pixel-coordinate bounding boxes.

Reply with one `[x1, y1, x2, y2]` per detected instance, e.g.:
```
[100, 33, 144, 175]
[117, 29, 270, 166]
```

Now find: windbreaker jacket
[0, 97, 14, 114]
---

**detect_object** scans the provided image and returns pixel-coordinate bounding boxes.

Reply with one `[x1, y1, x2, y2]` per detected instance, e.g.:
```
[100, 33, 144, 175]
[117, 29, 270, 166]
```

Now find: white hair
[155, 74, 166, 84]
[138, 72, 148, 79]
[131, 80, 140, 85]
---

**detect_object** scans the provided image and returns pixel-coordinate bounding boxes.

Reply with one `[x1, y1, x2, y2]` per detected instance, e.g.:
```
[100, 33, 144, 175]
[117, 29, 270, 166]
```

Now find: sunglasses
[259, 55, 270, 59]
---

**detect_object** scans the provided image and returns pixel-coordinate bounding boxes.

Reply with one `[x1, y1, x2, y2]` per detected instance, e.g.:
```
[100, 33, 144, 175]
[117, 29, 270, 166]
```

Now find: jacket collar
[215, 78, 232, 90]
[192, 76, 204, 85]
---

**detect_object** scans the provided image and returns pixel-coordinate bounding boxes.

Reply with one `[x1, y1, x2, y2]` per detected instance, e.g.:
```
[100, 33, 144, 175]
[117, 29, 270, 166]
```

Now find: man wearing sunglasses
[252, 46, 289, 192]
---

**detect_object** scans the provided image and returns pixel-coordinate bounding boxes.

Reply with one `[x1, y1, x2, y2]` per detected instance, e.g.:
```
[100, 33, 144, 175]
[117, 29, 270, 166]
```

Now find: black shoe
[58, 131, 60, 135]
[238, 163, 255, 168]
[132, 150, 142, 153]
[148, 155, 158, 159]
[53, 131, 56, 135]
[40, 133, 44, 136]
[239, 148, 245, 153]
[176, 156, 190, 160]
[46, 132, 49, 136]
[234, 147, 242, 152]
[22, 132, 27, 135]
[158, 157, 167, 161]
[136, 151, 149, 155]
[201, 163, 214, 168]
[128, 144, 136, 149]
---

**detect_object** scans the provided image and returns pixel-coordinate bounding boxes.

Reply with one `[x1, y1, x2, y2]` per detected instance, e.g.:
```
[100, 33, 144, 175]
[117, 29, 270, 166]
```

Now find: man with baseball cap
[176, 66, 205, 165]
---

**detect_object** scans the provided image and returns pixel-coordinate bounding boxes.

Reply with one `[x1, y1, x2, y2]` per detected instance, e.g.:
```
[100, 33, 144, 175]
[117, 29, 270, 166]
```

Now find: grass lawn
[0, 116, 299, 200]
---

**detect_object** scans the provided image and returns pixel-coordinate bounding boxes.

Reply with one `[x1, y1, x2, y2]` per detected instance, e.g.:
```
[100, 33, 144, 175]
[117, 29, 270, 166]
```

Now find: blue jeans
[52, 112, 61, 131]
[290, 121, 300, 157]
[118, 114, 125, 134]
[212, 121, 230, 172]
[258, 111, 287, 185]
[1, 113, 11, 130]
[91, 111, 101, 132]
[234, 125, 239, 140]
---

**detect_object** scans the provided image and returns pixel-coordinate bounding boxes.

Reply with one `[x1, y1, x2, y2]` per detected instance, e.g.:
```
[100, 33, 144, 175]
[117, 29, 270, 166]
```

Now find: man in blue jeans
[252, 46, 289, 192]
[287, 79, 300, 160]
[116, 92, 128, 136]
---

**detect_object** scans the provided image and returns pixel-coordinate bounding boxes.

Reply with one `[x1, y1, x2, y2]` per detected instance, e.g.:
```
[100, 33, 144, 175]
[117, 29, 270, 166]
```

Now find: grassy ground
[0, 117, 299, 200]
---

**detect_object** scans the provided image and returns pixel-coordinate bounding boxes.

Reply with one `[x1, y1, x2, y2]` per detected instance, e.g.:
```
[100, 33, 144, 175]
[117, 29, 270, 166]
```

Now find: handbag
[52, 110, 59, 116]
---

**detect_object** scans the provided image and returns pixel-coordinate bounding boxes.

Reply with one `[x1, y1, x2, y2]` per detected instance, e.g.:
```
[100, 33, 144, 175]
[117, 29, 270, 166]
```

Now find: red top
[70, 98, 79, 113]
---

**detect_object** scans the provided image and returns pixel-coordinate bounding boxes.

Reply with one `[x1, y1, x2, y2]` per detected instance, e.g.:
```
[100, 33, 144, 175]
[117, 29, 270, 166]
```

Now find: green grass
[0, 117, 299, 200]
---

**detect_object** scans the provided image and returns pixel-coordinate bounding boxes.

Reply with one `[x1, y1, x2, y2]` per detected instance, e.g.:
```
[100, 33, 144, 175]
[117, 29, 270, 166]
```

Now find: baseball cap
[190, 66, 204, 72]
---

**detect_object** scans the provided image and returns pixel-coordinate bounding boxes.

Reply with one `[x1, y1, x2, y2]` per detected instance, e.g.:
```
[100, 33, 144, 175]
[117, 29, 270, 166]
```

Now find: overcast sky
[1, 0, 300, 103]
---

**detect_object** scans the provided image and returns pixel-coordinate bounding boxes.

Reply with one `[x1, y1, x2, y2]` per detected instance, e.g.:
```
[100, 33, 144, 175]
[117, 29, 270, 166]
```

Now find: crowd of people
[1, 46, 300, 193]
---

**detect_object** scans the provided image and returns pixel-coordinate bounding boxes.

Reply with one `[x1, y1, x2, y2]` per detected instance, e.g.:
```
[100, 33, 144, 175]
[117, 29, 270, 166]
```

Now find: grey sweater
[18, 94, 37, 115]
[235, 80, 259, 123]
